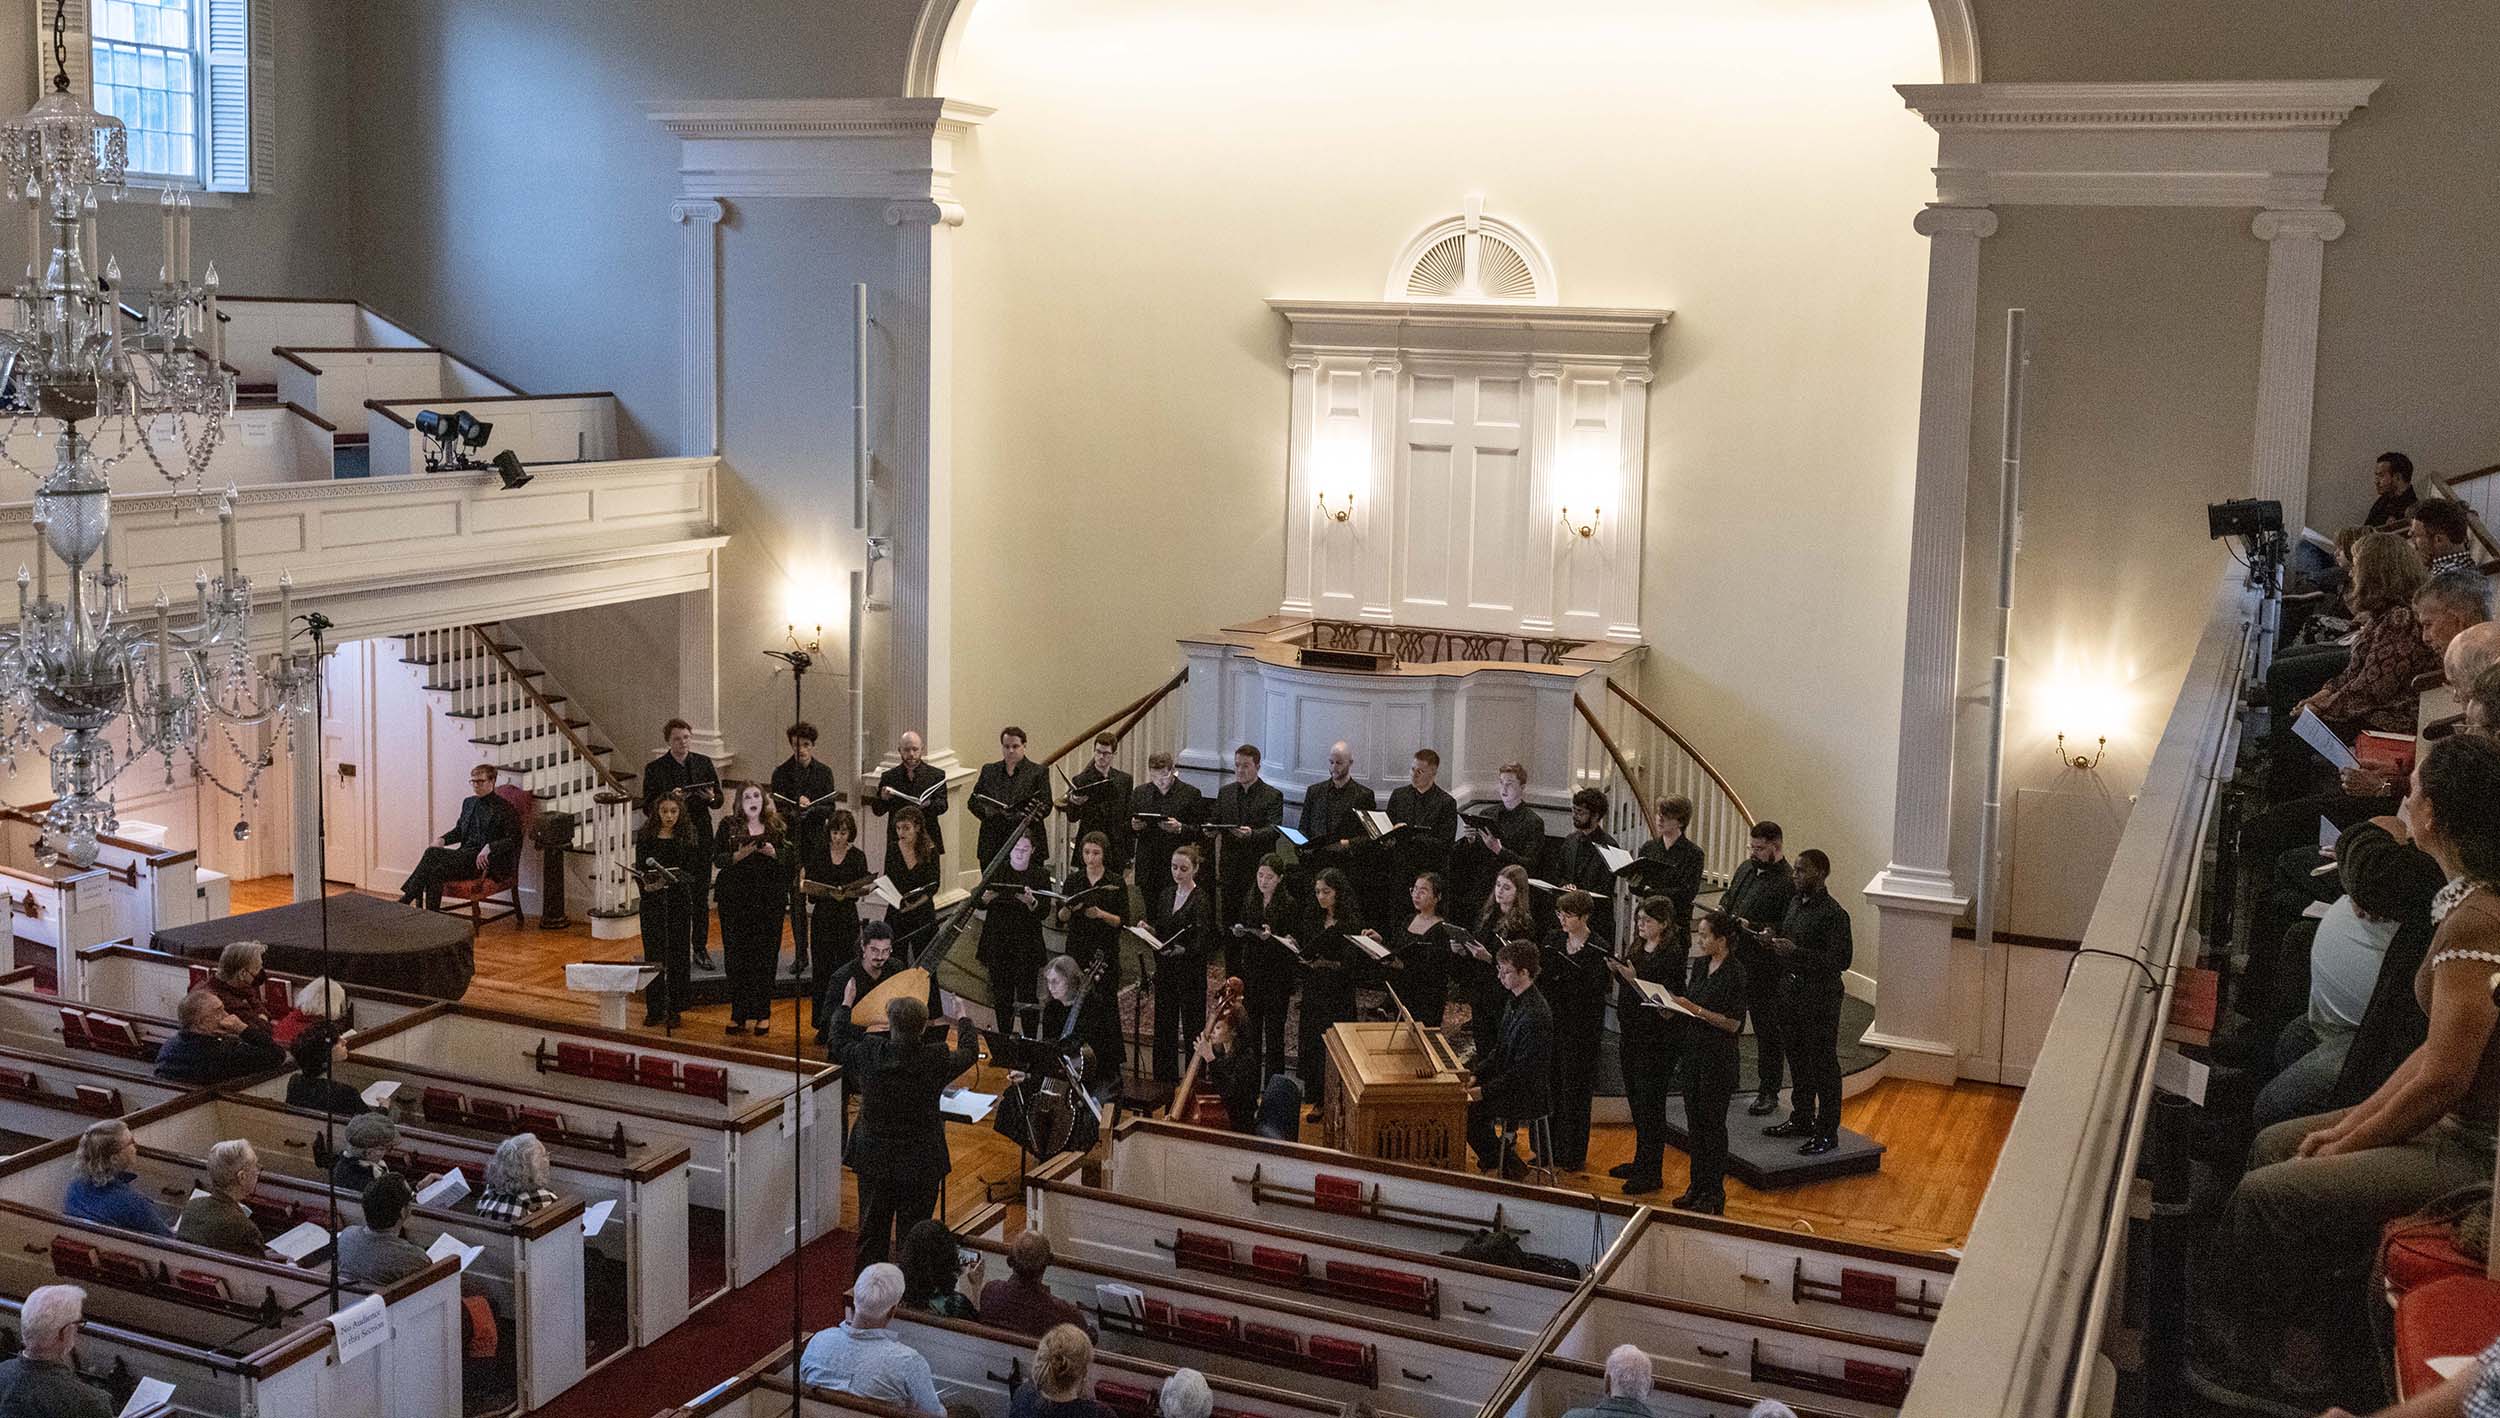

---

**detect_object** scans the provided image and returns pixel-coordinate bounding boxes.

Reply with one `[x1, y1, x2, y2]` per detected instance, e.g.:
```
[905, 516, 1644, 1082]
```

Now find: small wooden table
[1322, 1020, 1472, 1170]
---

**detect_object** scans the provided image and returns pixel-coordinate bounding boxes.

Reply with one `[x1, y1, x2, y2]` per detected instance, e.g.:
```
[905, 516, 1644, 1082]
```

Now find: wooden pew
[77, 942, 435, 1037]
[1105, 1120, 1630, 1276]
[330, 1005, 840, 1286]
[0, 1133, 590, 1411]
[1493, 1354, 1863, 1418]
[1595, 1207, 1951, 1347]
[656, 1347, 932, 1418]
[126, 1091, 699, 1349]
[0, 1043, 190, 1150]
[0, 1197, 462, 1418]
[952, 1230, 1521, 1418]
[1022, 1151, 1577, 1351]
[883, 1311, 1409, 1418]
[0, 810, 211, 991]
[1539, 1282, 1918, 1418]
[0, 977, 237, 1078]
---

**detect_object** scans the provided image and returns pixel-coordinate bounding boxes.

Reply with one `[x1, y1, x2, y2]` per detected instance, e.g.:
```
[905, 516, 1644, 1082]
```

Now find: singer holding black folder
[634, 792, 703, 1027]
[1060, 734, 1134, 873]
[1210, 745, 1286, 919]
[642, 718, 724, 968]
[1453, 763, 1544, 921]
[712, 784, 789, 1036]
[771, 721, 840, 977]
[1147, 844, 1217, 1082]
[872, 731, 948, 864]
[1297, 867, 1369, 1106]
[1235, 854, 1303, 1085]
[1055, 832, 1130, 995]
[1604, 895, 1690, 1195]
[884, 807, 941, 949]
[969, 726, 1049, 864]
[978, 830, 1053, 1033]
[810, 811, 872, 1040]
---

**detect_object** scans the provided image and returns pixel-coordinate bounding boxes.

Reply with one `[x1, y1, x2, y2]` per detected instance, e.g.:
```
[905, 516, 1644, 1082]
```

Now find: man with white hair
[800, 1262, 943, 1416]
[0, 1284, 111, 1416]
[1160, 1368, 1213, 1418]
[1559, 1345, 1657, 1418]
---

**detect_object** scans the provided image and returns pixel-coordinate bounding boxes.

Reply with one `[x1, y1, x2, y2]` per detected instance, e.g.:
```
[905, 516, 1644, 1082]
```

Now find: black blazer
[836, 1017, 981, 1188]
[642, 751, 723, 843]
[1474, 984, 1552, 1119]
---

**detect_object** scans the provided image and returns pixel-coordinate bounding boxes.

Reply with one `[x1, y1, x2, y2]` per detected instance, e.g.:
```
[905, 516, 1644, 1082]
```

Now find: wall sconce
[1314, 432, 1364, 524]
[1556, 444, 1609, 540]
[1558, 503, 1602, 539]
[1317, 489, 1356, 523]
[2057, 733, 2107, 771]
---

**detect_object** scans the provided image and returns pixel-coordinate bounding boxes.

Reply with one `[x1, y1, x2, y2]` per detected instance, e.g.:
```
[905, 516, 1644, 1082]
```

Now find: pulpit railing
[1568, 681, 1756, 894]
[1305, 619, 1585, 666]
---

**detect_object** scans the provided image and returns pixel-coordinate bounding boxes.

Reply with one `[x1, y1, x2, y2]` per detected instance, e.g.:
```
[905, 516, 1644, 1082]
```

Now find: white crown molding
[1898, 79, 2379, 208]
[1269, 299, 1670, 366]
[644, 98, 994, 203]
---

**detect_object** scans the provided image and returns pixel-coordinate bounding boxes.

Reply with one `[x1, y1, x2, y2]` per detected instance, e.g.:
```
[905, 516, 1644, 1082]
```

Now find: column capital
[2252, 207, 2345, 243]
[884, 198, 967, 229]
[1913, 204, 1998, 240]
[1527, 360, 1566, 383]
[670, 197, 728, 226]
[1366, 355, 1402, 377]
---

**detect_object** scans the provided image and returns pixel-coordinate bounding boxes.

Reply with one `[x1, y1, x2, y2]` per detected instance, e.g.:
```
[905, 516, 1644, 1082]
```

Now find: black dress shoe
[1746, 1094, 1780, 1116]
[1762, 1118, 1812, 1138]
[1607, 1163, 1637, 1180]
[1620, 1175, 1663, 1196]
[1799, 1136, 1839, 1156]
[1670, 1192, 1723, 1215]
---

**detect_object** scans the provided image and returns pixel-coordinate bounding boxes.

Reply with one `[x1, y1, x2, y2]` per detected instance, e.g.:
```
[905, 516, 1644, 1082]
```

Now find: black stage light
[2207, 498, 2282, 540]
[454, 410, 493, 454]
[492, 449, 532, 490]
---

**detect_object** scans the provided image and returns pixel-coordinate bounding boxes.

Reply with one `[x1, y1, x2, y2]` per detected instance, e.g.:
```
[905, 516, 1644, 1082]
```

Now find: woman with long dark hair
[636, 791, 704, 1027]
[1235, 853, 1302, 1085]
[1054, 831, 1129, 999]
[1296, 867, 1367, 1109]
[1605, 895, 1690, 1195]
[1395, 872, 1454, 1028]
[886, 806, 941, 951]
[1463, 865, 1537, 1058]
[810, 810, 872, 1041]
[713, 783, 789, 1035]
[980, 829, 1054, 1035]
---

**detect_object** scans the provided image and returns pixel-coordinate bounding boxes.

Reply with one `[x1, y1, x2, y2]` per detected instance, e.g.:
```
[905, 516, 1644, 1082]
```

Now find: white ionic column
[677, 565, 730, 771]
[1862, 203, 1995, 1084]
[881, 196, 963, 780]
[2248, 208, 2344, 536]
[670, 199, 728, 458]
[1521, 361, 1565, 635]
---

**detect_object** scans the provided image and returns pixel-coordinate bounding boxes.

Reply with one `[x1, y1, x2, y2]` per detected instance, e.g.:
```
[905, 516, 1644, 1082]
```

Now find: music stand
[982, 1029, 1085, 1199]
[626, 860, 695, 1036]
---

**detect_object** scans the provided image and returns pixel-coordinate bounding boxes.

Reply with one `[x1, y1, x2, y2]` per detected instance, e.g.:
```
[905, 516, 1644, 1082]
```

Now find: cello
[1168, 975, 1248, 1128]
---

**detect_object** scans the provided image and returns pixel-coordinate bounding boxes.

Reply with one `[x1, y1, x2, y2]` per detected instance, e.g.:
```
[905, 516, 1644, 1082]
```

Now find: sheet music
[1357, 810, 1399, 837]
[1347, 933, 1391, 962]
[1595, 844, 1634, 873]
[2291, 708, 2359, 771]
[1632, 978, 1694, 1016]
[938, 1088, 1000, 1123]
[867, 875, 905, 910]
[2319, 815, 2340, 853]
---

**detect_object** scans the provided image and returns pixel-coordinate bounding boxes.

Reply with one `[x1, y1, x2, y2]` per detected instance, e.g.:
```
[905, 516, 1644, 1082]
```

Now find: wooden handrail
[2442, 461, 2500, 489]
[1040, 667, 1189, 769]
[1572, 692, 1650, 815]
[2422, 472, 2500, 566]
[1603, 679, 1755, 828]
[468, 625, 629, 799]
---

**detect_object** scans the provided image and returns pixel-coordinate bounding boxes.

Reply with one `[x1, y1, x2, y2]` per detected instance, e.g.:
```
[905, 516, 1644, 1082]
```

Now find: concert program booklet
[884, 779, 944, 805]
[1631, 977, 1695, 1017]
[2291, 707, 2359, 771]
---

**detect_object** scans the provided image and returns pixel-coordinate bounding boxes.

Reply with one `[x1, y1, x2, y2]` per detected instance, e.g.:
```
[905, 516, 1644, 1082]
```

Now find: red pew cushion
[2394, 1274, 2500, 1400]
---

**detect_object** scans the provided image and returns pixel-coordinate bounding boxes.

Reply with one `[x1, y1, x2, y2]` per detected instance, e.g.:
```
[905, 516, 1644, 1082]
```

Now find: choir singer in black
[1633, 795, 1704, 933]
[969, 726, 1049, 864]
[1550, 788, 1622, 943]
[1670, 911, 1749, 1213]
[1759, 849, 1852, 1155]
[1386, 748, 1457, 888]
[871, 731, 948, 867]
[1210, 745, 1286, 919]
[1060, 733, 1133, 874]
[643, 719, 724, 968]
[1298, 740, 1376, 892]
[1465, 941, 1551, 1178]
[1723, 821, 1795, 1117]
[1129, 752, 1205, 909]
[1146, 844, 1218, 1083]
[771, 722, 839, 977]
[1602, 895, 1688, 1195]
[1453, 763, 1544, 920]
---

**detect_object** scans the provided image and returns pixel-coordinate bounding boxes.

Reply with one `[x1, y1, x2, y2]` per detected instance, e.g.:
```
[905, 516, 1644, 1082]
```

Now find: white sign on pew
[117, 1377, 174, 1418]
[329, 1292, 390, 1362]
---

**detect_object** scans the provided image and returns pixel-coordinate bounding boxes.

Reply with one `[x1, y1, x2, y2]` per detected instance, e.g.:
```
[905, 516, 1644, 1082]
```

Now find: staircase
[394, 624, 643, 928]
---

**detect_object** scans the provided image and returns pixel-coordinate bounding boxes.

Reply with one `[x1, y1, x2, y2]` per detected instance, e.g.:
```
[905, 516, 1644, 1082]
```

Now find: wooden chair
[437, 783, 536, 930]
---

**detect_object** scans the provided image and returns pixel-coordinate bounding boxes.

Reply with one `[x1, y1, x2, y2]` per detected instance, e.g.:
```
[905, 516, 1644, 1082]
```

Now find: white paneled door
[1398, 365, 1528, 628]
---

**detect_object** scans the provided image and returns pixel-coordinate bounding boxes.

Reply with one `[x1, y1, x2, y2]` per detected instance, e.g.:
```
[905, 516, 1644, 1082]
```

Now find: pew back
[77, 943, 433, 1037]
[1596, 1210, 1951, 1347]
[883, 1311, 1399, 1418]
[0, 979, 192, 1074]
[0, 1044, 187, 1147]
[1552, 1288, 1917, 1417]
[1500, 1357, 1862, 1418]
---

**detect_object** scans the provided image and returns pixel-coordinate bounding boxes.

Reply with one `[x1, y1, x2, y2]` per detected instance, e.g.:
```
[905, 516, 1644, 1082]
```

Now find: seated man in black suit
[398, 763, 522, 909]
[1464, 941, 1553, 1178]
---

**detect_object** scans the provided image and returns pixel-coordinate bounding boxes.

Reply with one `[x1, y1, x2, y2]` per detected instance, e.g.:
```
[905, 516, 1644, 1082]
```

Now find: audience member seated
[294, 976, 348, 1026]
[153, 988, 286, 1085]
[1011, 1324, 1114, 1418]
[2251, 829, 2437, 1130]
[207, 940, 278, 1036]
[2270, 533, 2438, 790]
[474, 1133, 559, 1223]
[332, 1112, 401, 1194]
[286, 1024, 369, 1116]
[2366, 452, 2422, 530]
[1161, 1370, 1212, 1418]
[977, 1232, 1094, 1339]
[337, 1174, 432, 1286]
[800, 1263, 943, 1416]
[61, 1121, 169, 1238]
[177, 1139, 267, 1258]
[0, 1285, 111, 1418]
[2410, 497, 2481, 576]
[398, 763, 522, 910]
[2192, 734, 2500, 1411]
[1560, 1346, 1659, 1418]
[899, 1219, 980, 1320]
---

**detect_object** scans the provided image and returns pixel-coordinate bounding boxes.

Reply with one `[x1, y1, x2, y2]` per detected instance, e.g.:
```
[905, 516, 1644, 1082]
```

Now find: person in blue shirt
[62, 1121, 170, 1238]
[799, 1263, 944, 1415]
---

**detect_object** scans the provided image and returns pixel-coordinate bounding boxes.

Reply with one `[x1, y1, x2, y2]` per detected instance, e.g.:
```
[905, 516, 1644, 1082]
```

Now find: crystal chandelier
[0, 2, 314, 866]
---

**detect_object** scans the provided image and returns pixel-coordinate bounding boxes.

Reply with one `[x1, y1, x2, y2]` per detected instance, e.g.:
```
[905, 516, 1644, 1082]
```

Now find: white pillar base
[1862, 874, 1970, 1085]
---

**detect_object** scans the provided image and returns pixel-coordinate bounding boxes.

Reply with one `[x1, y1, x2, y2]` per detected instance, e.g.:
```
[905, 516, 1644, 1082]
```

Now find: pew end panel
[1606, 1212, 1953, 1348]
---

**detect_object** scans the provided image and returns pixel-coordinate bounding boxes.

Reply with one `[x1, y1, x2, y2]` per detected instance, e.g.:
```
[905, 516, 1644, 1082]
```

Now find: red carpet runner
[529, 1228, 857, 1418]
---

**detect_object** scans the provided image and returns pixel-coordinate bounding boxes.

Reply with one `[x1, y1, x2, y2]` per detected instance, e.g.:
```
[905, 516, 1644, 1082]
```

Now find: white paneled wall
[1275, 301, 1666, 642]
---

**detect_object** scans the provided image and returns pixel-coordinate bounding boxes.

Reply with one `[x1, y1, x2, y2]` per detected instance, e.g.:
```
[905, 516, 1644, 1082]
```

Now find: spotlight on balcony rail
[491, 449, 533, 491]
[2206, 498, 2283, 541]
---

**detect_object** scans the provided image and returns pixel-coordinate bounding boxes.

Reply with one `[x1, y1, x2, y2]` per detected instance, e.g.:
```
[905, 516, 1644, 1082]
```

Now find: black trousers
[639, 892, 693, 1024]
[690, 861, 714, 957]
[1151, 955, 1208, 1083]
[1782, 986, 1844, 1136]
[1298, 976, 1355, 1098]
[1741, 952, 1787, 1098]
[1622, 1026, 1682, 1180]
[854, 1172, 942, 1270]
[786, 887, 814, 970]
[1681, 1041, 1739, 1201]
[1547, 1015, 1599, 1170]
[1244, 977, 1293, 1088]
[720, 911, 779, 1025]
[400, 845, 482, 909]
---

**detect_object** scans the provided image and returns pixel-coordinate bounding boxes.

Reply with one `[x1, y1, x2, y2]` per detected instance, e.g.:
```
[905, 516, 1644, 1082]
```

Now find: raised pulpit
[1321, 1019, 1473, 1170]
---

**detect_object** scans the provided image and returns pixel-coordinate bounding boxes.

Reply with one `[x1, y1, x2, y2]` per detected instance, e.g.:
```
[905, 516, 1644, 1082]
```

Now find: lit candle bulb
[158, 190, 175, 282]
[78, 192, 95, 279]
[174, 192, 192, 284]
[153, 593, 171, 698]
[278, 571, 292, 645]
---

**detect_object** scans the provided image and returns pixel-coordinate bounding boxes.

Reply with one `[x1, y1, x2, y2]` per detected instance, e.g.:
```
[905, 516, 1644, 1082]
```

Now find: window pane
[96, 1, 130, 41]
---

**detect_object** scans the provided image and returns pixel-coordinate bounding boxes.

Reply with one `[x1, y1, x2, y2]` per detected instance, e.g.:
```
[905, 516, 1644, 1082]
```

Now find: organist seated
[801, 1263, 945, 1417]
[977, 1232, 1094, 1339]
[63, 1121, 170, 1239]
[155, 988, 286, 1085]
[0, 1285, 111, 1418]
[475, 1134, 560, 1223]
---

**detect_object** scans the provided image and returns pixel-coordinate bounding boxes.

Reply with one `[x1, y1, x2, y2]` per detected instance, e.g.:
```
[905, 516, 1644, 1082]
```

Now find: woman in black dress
[636, 792, 704, 1027]
[713, 783, 790, 1035]
[1672, 910, 1750, 1215]
[1235, 853, 1301, 1086]
[1296, 867, 1367, 1107]
[1541, 889, 1612, 1172]
[978, 829, 1053, 1035]
[1605, 894, 1690, 1195]
[1053, 832, 1129, 998]
[1148, 844, 1218, 1083]
[811, 810, 872, 1041]
[1462, 865, 1536, 1059]
[1394, 872, 1454, 1029]
[885, 805, 941, 953]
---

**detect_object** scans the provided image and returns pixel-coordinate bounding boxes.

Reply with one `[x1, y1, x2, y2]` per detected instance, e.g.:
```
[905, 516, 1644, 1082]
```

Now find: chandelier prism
[0, 1, 313, 866]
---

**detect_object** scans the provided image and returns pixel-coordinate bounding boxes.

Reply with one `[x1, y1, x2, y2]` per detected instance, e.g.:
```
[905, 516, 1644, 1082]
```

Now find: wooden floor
[241, 877, 2019, 1254]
